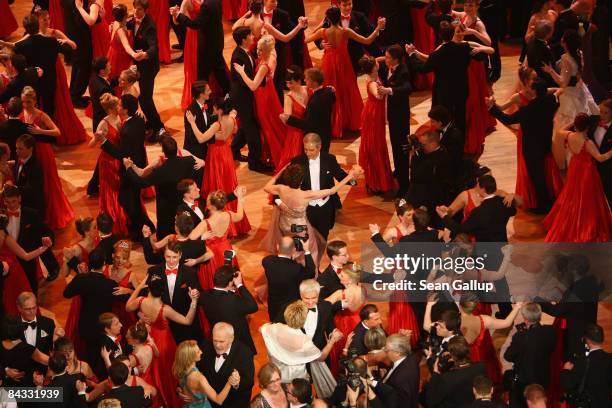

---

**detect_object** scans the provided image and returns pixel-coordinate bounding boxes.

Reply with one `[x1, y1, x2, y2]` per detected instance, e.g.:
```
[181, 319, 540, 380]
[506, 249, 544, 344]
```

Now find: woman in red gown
[36, 8, 89, 146]
[76, 0, 111, 58]
[276, 66, 308, 172]
[305, 7, 385, 136]
[357, 56, 394, 194]
[48, 0, 65, 32]
[90, 93, 129, 235]
[20, 86, 75, 229]
[103, 240, 138, 335]
[148, 0, 171, 64]
[177, 0, 202, 109]
[409, 1, 434, 90]
[0, 0, 18, 39]
[223, 0, 246, 21]
[544, 113, 612, 242]
[126, 276, 199, 408]
[107, 4, 137, 81]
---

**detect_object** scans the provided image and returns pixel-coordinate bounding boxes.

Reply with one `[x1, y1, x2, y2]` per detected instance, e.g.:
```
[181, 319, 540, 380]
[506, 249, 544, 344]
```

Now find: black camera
[419, 323, 443, 352]
[338, 350, 364, 391]
[0, 214, 8, 231]
[290, 224, 309, 252]
[223, 250, 235, 266]
[290, 224, 307, 234]
[437, 353, 454, 373]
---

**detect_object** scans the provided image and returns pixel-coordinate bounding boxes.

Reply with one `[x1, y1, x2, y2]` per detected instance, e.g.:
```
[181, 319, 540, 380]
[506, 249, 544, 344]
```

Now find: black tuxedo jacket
[93, 333, 125, 379]
[263, 254, 316, 320]
[443, 196, 516, 243]
[560, 349, 612, 408]
[351, 321, 373, 356]
[504, 323, 556, 386]
[176, 192, 236, 226]
[286, 87, 336, 152]
[197, 339, 254, 408]
[27, 315, 55, 356]
[48, 372, 87, 408]
[101, 115, 147, 168]
[126, 15, 159, 75]
[0, 68, 39, 106]
[14, 156, 45, 215]
[89, 75, 116, 130]
[13, 34, 63, 91]
[380, 354, 420, 408]
[230, 46, 256, 112]
[200, 286, 258, 355]
[426, 363, 486, 408]
[425, 3, 454, 44]
[277, 300, 336, 351]
[465, 400, 508, 408]
[268, 8, 292, 72]
[95, 234, 120, 265]
[290, 152, 348, 210]
[526, 38, 556, 87]
[143, 237, 206, 265]
[440, 123, 465, 167]
[147, 263, 202, 342]
[184, 100, 215, 160]
[126, 155, 196, 238]
[106, 384, 147, 408]
[0, 118, 29, 161]
[16, 206, 52, 259]
[587, 115, 612, 205]
[317, 264, 395, 300]
[379, 62, 412, 120]
[411, 41, 471, 107]
[551, 9, 580, 60]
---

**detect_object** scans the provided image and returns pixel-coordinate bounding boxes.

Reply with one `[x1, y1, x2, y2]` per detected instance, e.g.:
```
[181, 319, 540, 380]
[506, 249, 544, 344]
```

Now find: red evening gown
[359, 80, 394, 192]
[203, 218, 239, 276]
[409, 5, 434, 90]
[98, 119, 129, 235]
[543, 142, 612, 242]
[0, 246, 32, 316]
[91, 12, 111, 59]
[53, 53, 88, 145]
[64, 243, 92, 360]
[21, 111, 75, 229]
[0, 0, 18, 38]
[321, 29, 363, 134]
[254, 61, 285, 168]
[468, 315, 502, 385]
[141, 300, 182, 408]
[103, 265, 138, 335]
[387, 290, 421, 348]
[148, 0, 171, 64]
[202, 131, 251, 237]
[276, 94, 306, 172]
[181, 0, 201, 109]
[107, 28, 133, 81]
[49, 0, 65, 32]
[103, 0, 113, 24]
[330, 305, 361, 376]
[222, 0, 247, 21]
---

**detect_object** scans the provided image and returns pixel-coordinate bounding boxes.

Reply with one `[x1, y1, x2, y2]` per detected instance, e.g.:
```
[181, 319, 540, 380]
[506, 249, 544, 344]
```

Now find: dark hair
[75, 217, 94, 237]
[108, 361, 129, 385]
[161, 135, 178, 158]
[191, 80, 208, 100]
[562, 30, 582, 73]
[3, 185, 21, 199]
[6, 96, 22, 117]
[213, 97, 232, 114]
[96, 213, 114, 234]
[23, 15, 40, 35]
[531, 78, 548, 98]
[440, 310, 461, 332]
[249, 0, 263, 14]
[474, 166, 491, 178]
[532, 0, 549, 13]
[304, 68, 324, 86]
[326, 240, 347, 259]
[213, 265, 235, 288]
[386, 44, 404, 62]
[281, 164, 305, 189]
[92, 56, 109, 74]
[477, 174, 497, 194]
[121, 94, 139, 116]
[428, 105, 451, 125]
[166, 240, 183, 255]
[128, 322, 148, 343]
[439, 0, 453, 14]
[555, 0, 572, 9]
[290, 378, 312, 404]
[1, 316, 24, 341]
[573, 113, 590, 132]
[10, 54, 27, 73]
[518, 66, 535, 85]
[473, 375, 493, 395]
[359, 304, 378, 322]
[326, 6, 341, 26]
[175, 213, 195, 236]
[148, 276, 165, 298]
[49, 352, 67, 374]
[439, 21, 455, 42]
[286, 65, 304, 83]
[233, 26, 252, 46]
[208, 190, 227, 210]
[133, 0, 149, 9]
[447, 335, 471, 363]
[53, 336, 75, 353]
[17, 133, 36, 149]
[584, 323, 604, 344]
[112, 4, 128, 22]
[412, 208, 430, 232]
[88, 247, 106, 271]
[395, 198, 414, 216]
[177, 178, 196, 197]
[358, 55, 376, 75]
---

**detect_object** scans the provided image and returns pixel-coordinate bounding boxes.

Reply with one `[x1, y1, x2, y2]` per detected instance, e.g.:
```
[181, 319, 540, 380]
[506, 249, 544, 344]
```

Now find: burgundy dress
[21, 111, 75, 229]
[321, 29, 363, 134]
[276, 94, 306, 172]
[222, 0, 247, 21]
[103, 265, 138, 336]
[0, 245, 32, 316]
[358, 80, 394, 192]
[98, 119, 129, 235]
[409, 5, 434, 90]
[52, 52, 88, 145]
[0, 0, 18, 38]
[91, 6, 111, 59]
[543, 141, 612, 242]
[253, 61, 285, 168]
[49, 0, 65, 32]
[181, 0, 201, 109]
[107, 27, 133, 81]
[148, 0, 171, 64]
[468, 315, 502, 385]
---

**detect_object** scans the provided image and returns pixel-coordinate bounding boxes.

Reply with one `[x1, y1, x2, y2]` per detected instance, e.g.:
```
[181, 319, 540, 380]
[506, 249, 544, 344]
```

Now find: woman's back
[323, 26, 347, 49]
[216, 115, 236, 142]
[181, 367, 211, 408]
[460, 312, 483, 344]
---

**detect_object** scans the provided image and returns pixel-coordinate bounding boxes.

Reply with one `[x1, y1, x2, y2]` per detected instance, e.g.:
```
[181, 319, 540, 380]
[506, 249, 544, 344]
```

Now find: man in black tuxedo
[408, 22, 472, 131]
[196, 323, 254, 408]
[127, 0, 164, 137]
[13, 134, 45, 218]
[104, 361, 148, 408]
[429, 105, 466, 195]
[100, 94, 155, 239]
[425, 336, 486, 408]
[63, 247, 117, 369]
[200, 266, 258, 355]
[261, 0, 294, 102]
[425, 0, 454, 45]
[560, 324, 611, 408]
[281, 70, 336, 153]
[379, 0, 412, 46]
[525, 21, 556, 87]
[467, 375, 507, 408]
[504, 303, 556, 408]
[587, 100, 611, 206]
[228, 27, 266, 171]
[377, 45, 412, 196]
[263, 236, 316, 320]
[317, 240, 395, 299]
[183, 81, 215, 186]
[125, 136, 196, 239]
[172, 0, 230, 96]
[95, 213, 120, 265]
[146, 242, 203, 343]
[62, 0, 93, 107]
[0, 97, 29, 160]
[176, 179, 237, 227]
[44, 353, 87, 408]
[478, 0, 503, 82]
[351, 304, 383, 355]
[0, 54, 40, 106]
[93, 312, 125, 380]
[488, 79, 558, 213]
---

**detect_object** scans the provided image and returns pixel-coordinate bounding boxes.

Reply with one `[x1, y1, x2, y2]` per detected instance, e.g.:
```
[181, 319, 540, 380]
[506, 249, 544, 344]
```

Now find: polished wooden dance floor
[4, 0, 611, 384]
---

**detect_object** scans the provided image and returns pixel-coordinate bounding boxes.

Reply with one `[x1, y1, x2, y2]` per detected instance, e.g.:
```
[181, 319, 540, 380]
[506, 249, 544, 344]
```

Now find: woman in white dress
[543, 29, 599, 169]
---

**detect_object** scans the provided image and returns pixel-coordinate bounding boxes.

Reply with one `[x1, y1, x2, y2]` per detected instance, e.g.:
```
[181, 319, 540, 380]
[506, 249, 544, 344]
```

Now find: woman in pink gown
[358, 56, 394, 193]
[305, 7, 385, 136]
[177, 0, 202, 109]
[276, 66, 308, 172]
[0, 0, 18, 39]
[36, 8, 88, 146]
[125, 276, 199, 408]
[20, 86, 75, 229]
[544, 113, 612, 242]
[76, 0, 111, 58]
[89, 93, 129, 235]
[148, 0, 171, 64]
[107, 4, 137, 81]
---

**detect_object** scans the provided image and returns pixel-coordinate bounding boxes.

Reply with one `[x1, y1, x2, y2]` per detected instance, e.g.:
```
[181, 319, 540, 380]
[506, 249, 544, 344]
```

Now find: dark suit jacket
[0, 118, 29, 161]
[47, 372, 87, 408]
[268, 8, 292, 76]
[351, 321, 385, 356]
[587, 115, 612, 205]
[106, 384, 147, 408]
[425, 3, 455, 44]
[425, 363, 486, 408]
[407, 147, 453, 211]
[184, 100, 215, 160]
[0, 68, 39, 105]
[551, 9, 580, 60]
[440, 123, 465, 170]
[95, 234, 120, 265]
[504, 323, 556, 386]
[93, 333, 125, 379]
[143, 237, 206, 266]
[89, 75, 115, 131]
[380, 354, 420, 408]
[197, 339, 254, 408]
[200, 286, 259, 355]
[14, 155, 45, 214]
[443, 196, 516, 243]
[101, 115, 147, 168]
[277, 300, 336, 350]
[317, 264, 395, 299]
[526, 38, 556, 87]
[560, 349, 612, 408]
[379, 62, 412, 124]
[286, 87, 336, 152]
[126, 15, 159, 75]
[13, 34, 63, 95]
[230, 46, 256, 113]
[263, 254, 316, 320]
[290, 152, 348, 210]
[15, 206, 54, 278]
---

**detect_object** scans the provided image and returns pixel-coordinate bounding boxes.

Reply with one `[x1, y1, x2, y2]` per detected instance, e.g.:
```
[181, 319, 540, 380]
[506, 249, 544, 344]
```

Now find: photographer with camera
[560, 324, 611, 408]
[423, 306, 462, 373]
[424, 336, 486, 408]
[503, 303, 556, 408]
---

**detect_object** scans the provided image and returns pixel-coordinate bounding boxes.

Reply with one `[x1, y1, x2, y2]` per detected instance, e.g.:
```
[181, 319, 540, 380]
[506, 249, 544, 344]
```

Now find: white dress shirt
[341, 14, 351, 28]
[6, 207, 20, 241]
[303, 307, 318, 338]
[184, 199, 204, 221]
[165, 263, 178, 303]
[308, 155, 329, 207]
[594, 121, 610, 148]
[22, 317, 37, 346]
[214, 344, 231, 372]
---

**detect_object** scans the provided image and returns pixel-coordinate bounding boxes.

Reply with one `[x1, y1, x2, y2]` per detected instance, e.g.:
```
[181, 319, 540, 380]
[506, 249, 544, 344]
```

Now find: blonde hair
[100, 92, 119, 112]
[341, 265, 361, 284]
[97, 399, 121, 408]
[113, 239, 132, 262]
[172, 340, 200, 380]
[284, 300, 308, 329]
[21, 86, 37, 101]
[258, 363, 281, 388]
[257, 34, 275, 55]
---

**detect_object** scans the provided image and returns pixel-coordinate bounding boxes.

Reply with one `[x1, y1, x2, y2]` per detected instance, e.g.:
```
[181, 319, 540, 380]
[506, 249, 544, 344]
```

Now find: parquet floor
[4, 0, 611, 384]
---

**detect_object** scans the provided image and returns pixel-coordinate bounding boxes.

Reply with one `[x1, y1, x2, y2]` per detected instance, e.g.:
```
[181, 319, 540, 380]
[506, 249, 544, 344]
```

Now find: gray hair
[212, 322, 235, 337]
[521, 302, 542, 323]
[299, 279, 321, 295]
[16, 291, 36, 307]
[385, 333, 411, 357]
[534, 20, 553, 40]
[303, 133, 322, 147]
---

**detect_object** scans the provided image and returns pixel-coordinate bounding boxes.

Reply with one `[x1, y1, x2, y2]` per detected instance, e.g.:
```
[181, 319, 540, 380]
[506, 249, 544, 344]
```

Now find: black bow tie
[308, 308, 317, 312]
[24, 321, 37, 330]
[216, 353, 228, 359]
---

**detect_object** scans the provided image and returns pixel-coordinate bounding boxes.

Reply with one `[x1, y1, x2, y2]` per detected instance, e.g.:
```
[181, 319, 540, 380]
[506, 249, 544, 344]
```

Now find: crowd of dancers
[0, 0, 611, 407]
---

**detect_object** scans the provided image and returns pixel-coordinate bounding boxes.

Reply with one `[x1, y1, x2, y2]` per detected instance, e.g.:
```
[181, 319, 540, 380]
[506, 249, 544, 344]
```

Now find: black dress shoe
[234, 154, 248, 162]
